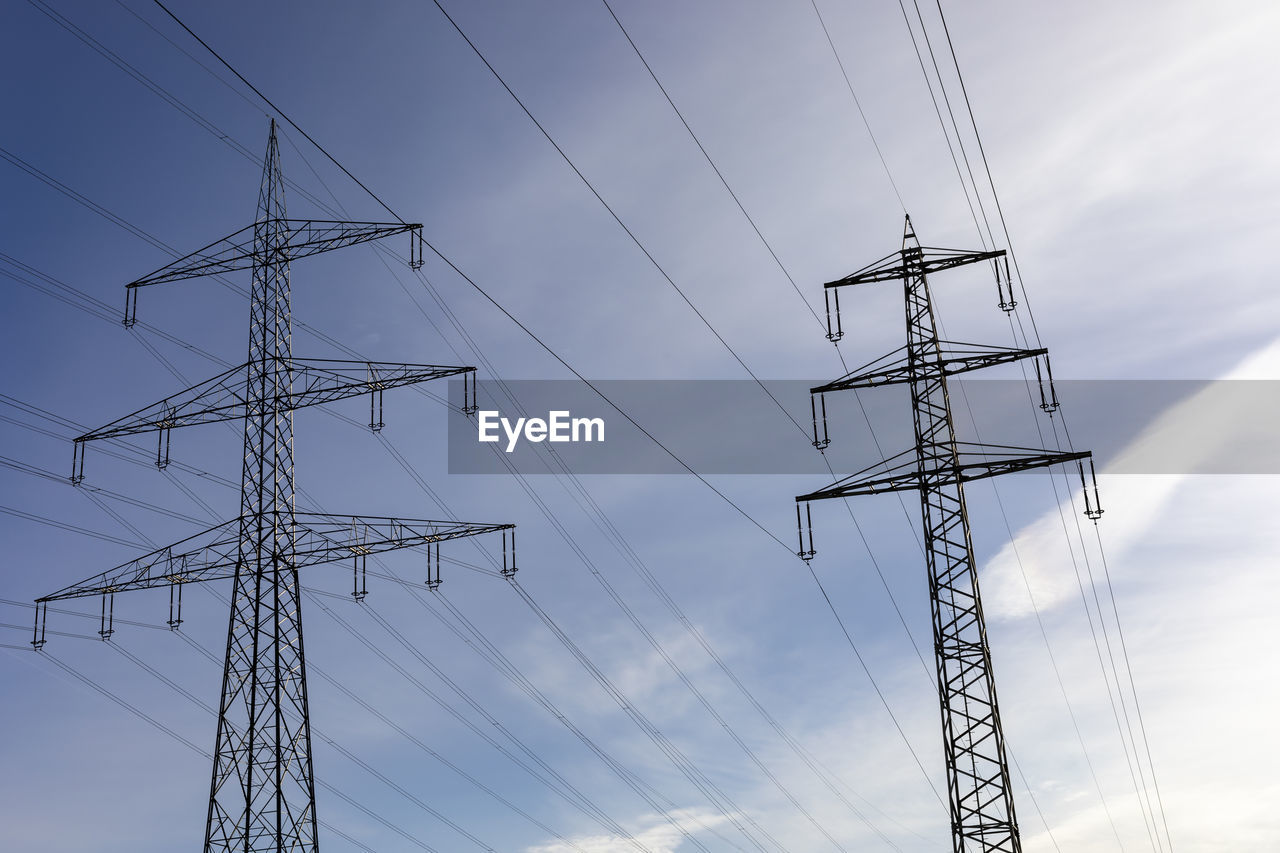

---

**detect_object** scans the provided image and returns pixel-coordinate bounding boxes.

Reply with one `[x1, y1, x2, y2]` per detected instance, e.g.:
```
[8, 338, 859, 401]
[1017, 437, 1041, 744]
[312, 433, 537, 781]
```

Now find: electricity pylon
[795, 216, 1101, 853]
[32, 121, 516, 852]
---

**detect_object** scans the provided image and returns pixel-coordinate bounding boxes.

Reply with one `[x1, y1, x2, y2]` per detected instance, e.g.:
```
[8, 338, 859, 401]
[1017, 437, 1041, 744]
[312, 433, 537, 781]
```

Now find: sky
[2, 1, 1278, 851]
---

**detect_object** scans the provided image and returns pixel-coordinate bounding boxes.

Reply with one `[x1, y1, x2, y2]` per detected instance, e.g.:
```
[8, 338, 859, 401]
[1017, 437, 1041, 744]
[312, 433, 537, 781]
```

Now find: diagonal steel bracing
[35, 121, 513, 852]
[796, 216, 1099, 853]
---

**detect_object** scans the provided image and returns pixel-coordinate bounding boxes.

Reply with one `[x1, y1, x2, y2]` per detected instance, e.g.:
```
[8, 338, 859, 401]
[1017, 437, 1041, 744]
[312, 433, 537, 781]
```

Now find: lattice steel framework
[796, 216, 1099, 853]
[34, 121, 515, 852]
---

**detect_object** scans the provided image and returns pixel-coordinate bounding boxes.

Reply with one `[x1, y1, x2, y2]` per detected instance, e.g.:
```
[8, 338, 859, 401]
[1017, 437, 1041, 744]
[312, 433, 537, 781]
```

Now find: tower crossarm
[35, 513, 514, 603]
[824, 246, 1005, 289]
[291, 513, 513, 565]
[75, 363, 249, 444]
[37, 517, 242, 602]
[74, 359, 472, 444]
[286, 358, 471, 404]
[126, 220, 421, 289]
[812, 341, 1047, 393]
[796, 443, 1090, 501]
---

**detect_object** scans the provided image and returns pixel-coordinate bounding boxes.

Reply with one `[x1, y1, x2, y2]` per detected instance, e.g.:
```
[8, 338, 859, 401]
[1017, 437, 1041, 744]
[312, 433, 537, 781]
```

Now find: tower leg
[205, 563, 317, 852]
[919, 479, 1019, 852]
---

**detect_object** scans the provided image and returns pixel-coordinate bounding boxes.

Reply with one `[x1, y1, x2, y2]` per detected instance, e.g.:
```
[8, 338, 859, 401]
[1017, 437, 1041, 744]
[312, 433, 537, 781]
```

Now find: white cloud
[525, 808, 732, 853]
[982, 335, 1280, 620]
[997, 470, 1280, 851]
[965, 337, 1280, 850]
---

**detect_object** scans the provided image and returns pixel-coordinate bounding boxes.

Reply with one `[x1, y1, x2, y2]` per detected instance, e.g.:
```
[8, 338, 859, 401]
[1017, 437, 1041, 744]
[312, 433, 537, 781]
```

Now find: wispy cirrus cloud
[525, 808, 733, 853]
[981, 336, 1280, 620]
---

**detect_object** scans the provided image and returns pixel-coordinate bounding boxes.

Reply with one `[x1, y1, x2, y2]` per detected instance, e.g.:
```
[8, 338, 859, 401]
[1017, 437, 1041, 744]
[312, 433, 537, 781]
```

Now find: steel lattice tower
[796, 216, 1101, 852]
[33, 122, 516, 851]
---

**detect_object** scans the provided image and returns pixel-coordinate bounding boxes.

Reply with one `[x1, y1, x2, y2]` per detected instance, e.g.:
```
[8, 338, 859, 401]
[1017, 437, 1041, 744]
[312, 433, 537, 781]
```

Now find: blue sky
[2, 1, 1277, 851]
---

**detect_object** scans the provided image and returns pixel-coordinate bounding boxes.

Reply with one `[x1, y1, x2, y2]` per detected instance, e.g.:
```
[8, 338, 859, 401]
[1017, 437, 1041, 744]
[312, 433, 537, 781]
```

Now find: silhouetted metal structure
[796, 216, 1100, 853]
[33, 121, 514, 852]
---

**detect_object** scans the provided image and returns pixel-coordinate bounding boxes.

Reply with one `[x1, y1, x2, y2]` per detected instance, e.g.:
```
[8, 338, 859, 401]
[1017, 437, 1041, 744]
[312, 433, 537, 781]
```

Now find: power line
[876, 3, 1173, 847]
[1, 170, 725, 848]
[934, 3, 1176, 830]
[11, 5, 369, 228]
[29, 0, 841, 583]
[1047, 419, 1166, 853]
[0, 392, 240, 499]
[929, 0, 1041, 345]
[32, 649, 414, 852]
[984, 311, 1165, 852]
[601, 0, 825, 326]
[0, 622, 107, 643]
[793, 220, 1107, 850]
[477, 582, 757, 852]
[903, 0, 996, 248]
[945, 300, 1160, 852]
[403, 34, 952, 799]
[0, 455, 207, 526]
[938, 320, 1128, 850]
[112, 636, 498, 851]
[425, 0, 809, 441]
[594, 14, 952, 756]
[300, 589, 661, 853]
[113, 0, 262, 114]
[3, 132, 793, 619]
[803, 561, 946, 808]
[807, 0, 907, 212]
[131, 6, 960, 837]
[22, 118, 518, 850]
[304, 655, 591, 853]
[15, 4, 1105, 845]
[360, 289, 927, 847]
[10, 34, 896, 850]
[0, 504, 145, 549]
[888, 0, 987, 244]
[150, 0, 406, 224]
[1091, 525, 1174, 851]
[372, 371, 865, 845]
[1, 597, 170, 632]
[414, 385, 922, 846]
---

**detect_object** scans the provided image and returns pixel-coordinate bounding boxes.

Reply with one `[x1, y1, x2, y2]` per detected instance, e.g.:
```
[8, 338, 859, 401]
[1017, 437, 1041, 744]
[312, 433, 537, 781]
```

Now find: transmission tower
[795, 216, 1102, 853]
[32, 121, 516, 852]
